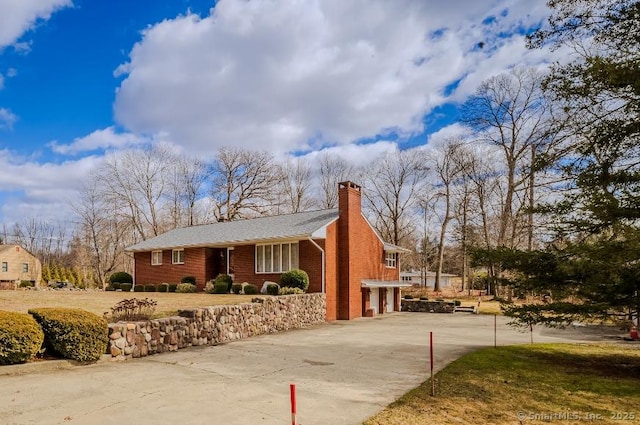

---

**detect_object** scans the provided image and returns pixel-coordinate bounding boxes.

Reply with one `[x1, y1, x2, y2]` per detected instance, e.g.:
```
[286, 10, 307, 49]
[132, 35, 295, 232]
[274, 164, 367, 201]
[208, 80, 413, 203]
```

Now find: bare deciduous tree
[209, 147, 281, 221]
[362, 149, 429, 246]
[74, 181, 132, 289]
[100, 146, 174, 240]
[277, 157, 314, 214]
[317, 152, 355, 209]
[464, 67, 555, 249]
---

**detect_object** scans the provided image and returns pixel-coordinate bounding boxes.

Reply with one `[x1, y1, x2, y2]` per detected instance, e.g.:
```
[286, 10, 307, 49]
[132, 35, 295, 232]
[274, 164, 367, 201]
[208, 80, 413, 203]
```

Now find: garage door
[370, 288, 379, 314]
[386, 288, 394, 312]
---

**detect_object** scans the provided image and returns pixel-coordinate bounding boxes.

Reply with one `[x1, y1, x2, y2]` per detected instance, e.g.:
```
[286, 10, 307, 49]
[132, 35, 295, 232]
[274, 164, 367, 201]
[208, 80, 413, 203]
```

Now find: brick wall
[134, 247, 211, 290]
[135, 242, 324, 293]
[335, 182, 401, 320]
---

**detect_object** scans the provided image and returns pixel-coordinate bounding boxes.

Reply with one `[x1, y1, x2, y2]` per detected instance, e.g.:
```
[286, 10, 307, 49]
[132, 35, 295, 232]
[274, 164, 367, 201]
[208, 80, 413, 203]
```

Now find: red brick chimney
[337, 181, 363, 319]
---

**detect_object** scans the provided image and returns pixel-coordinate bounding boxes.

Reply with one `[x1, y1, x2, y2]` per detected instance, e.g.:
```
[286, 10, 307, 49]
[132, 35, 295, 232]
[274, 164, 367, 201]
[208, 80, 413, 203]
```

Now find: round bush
[157, 283, 169, 293]
[120, 283, 132, 292]
[144, 284, 157, 292]
[168, 284, 178, 293]
[212, 281, 229, 294]
[243, 284, 259, 295]
[214, 274, 233, 292]
[28, 308, 108, 362]
[279, 269, 309, 292]
[111, 282, 122, 290]
[0, 311, 44, 365]
[133, 285, 144, 292]
[231, 283, 243, 294]
[181, 276, 196, 285]
[109, 272, 133, 284]
[266, 283, 279, 296]
[176, 283, 196, 293]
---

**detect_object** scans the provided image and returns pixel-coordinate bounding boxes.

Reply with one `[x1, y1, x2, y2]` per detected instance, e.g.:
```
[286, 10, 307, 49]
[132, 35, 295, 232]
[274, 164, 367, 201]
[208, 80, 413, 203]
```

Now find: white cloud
[0, 107, 17, 129]
[114, 0, 553, 156]
[0, 149, 102, 224]
[0, 0, 72, 49]
[301, 140, 399, 168]
[49, 126, 148, 155]
[6, 68, 17, 78]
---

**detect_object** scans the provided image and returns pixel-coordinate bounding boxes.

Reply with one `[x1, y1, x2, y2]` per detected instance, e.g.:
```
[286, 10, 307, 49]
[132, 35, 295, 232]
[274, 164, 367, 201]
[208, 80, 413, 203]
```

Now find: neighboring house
[127, 181, 411, 320]
[400, 270, 457, 288]
[0, 244, 42, 289]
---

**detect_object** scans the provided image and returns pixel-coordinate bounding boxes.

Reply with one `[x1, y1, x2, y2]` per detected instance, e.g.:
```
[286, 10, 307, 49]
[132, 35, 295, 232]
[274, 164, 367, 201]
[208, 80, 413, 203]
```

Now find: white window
[151, 250, 163, 266]
[256, 242, 299, 273]
[172, 249, 185, 264]
[1, 262, 7, 272]
[385, 252, 396, 268]
[23, 263, 29, 273]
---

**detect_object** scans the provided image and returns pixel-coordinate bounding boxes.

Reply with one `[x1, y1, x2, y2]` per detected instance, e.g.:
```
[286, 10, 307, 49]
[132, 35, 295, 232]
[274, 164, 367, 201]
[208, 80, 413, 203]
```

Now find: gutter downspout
[308, 237, 325, 293]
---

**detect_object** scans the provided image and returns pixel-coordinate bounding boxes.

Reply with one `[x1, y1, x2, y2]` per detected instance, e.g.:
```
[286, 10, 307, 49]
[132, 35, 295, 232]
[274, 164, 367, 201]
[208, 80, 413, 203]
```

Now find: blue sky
[0, 0, 559, 225]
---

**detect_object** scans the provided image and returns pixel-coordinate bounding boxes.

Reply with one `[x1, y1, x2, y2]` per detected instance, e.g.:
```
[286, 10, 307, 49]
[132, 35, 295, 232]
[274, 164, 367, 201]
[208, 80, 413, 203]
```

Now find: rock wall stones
[107, 294, 326, 361]
[401, 299, 455, 313]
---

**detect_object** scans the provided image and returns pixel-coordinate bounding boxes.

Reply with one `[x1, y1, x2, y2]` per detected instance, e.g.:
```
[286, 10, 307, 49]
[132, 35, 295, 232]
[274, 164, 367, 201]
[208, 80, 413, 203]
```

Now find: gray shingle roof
[126, 209, 339, 252]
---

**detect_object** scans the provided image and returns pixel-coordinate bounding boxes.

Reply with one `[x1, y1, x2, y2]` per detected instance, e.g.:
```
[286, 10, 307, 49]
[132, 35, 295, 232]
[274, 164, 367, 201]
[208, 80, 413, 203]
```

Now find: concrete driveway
[0, 313, 610, 425]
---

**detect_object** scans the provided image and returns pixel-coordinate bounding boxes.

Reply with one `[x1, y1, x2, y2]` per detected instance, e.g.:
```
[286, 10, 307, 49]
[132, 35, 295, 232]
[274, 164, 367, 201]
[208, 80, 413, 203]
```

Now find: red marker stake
[430, 331, 435, 397]
[290, 383, 297, 425]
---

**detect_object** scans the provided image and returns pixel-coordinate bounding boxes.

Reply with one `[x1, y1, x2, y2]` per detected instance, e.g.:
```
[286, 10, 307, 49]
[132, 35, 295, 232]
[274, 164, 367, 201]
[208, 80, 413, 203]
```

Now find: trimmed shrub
[144, 284, 157, 292]
[454, 300, 462, 307]
[419, 296, 429, 301]
[0, 311, 44, 365]
[19, 280, 34, 288]
[110, 282, 122, 290]
[214, 274, 233, 292]
[231, 283, 243, 294]
[109, 272, 133, 284]
[157, 283, 169, 293]
[176, 283, 196, 293]
[181, 276, 196, 285]
[105, 286, 116, 292]
[168, 284, 178, 293]
[212, 281, 229, 294]
[243, 283, 259, 295]
[120, 283, 132, 292]
[28, 308, 108, 362]
[278, 287, 304, 295]
[266, 283, 279, 296]
[403, 294, 414, 300]
[279, 269, 309, 292]
[133, 285, 144, 292]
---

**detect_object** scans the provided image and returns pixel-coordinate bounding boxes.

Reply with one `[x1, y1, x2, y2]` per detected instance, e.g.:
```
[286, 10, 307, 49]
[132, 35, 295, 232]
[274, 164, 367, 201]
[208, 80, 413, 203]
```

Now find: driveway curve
[0, 313, 609, 425]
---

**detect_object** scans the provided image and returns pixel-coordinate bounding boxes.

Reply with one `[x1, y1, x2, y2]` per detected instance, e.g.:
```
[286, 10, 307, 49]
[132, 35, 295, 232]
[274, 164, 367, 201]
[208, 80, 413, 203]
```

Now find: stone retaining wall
[107, 294, 326, 361]
[401, 299, 455, 313]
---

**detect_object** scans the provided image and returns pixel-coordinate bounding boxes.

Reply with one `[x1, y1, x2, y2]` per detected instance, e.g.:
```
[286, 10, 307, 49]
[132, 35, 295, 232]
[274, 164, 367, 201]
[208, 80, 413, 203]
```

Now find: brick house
[0, 244, 42, 289]
[127, 182, 411, 320]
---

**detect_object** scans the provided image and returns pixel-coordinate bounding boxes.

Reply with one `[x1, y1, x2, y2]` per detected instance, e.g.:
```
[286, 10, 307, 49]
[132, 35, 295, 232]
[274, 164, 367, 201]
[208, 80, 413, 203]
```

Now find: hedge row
[0, 308, 108, 365]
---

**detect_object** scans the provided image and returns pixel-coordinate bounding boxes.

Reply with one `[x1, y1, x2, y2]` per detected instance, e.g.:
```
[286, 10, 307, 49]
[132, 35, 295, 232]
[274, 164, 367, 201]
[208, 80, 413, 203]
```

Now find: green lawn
[364, 343, 640, 425]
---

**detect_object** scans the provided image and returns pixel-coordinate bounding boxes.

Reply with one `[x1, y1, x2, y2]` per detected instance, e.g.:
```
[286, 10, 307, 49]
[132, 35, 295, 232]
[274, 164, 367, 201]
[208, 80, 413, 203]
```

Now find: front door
[370, 288, 379, 314]
[386, 287, 394, 312]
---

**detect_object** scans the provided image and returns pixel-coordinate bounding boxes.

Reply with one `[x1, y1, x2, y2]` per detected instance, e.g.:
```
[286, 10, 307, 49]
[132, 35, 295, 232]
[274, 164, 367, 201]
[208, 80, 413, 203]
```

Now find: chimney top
[338, 181, 361, 192]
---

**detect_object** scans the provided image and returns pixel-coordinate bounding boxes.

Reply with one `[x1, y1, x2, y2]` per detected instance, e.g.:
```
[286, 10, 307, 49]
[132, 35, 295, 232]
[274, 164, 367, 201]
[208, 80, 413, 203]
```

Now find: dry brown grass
[0, 290, 258, 318]
[364, 343, 640, 425]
